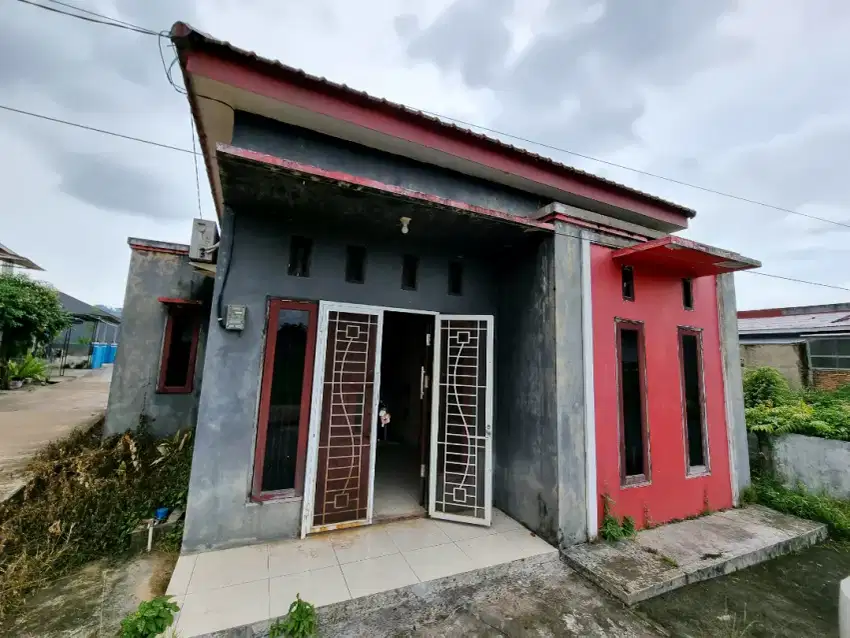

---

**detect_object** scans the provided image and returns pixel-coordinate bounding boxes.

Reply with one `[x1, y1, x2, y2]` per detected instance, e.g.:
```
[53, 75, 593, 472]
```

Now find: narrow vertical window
[288, 236, 312, 277]
[680, 329, 707, 472]
[402, 254, 419, 290]
[617, 321, 648, 482]
[448, 261, 463, 296]
[622, 265, 635, 301]
[345, 245, 366, 283]
[157, 304, 201, 394]
[682, 278, 694, 310]
[253, 300, 318, 498]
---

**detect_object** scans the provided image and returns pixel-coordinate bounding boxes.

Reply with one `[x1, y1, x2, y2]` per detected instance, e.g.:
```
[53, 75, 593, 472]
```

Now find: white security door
[429, 315, 494, 526]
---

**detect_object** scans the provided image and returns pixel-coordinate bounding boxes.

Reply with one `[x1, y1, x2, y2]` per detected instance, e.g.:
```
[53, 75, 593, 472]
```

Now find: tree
[0, 274, 71, 388]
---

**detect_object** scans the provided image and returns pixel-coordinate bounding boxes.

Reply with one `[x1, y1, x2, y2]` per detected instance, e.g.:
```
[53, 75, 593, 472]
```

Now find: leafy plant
[269, 594, 317, 638]
[742, 475, 850, 540]
[742, 367, 792, 408]
[7, 353, 48, 381]
[120, 595, 180, 638]
[599, 495, 637, 541]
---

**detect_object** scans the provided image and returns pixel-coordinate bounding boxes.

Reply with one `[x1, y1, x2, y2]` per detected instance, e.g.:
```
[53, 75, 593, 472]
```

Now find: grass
[742, 475, 850, 540]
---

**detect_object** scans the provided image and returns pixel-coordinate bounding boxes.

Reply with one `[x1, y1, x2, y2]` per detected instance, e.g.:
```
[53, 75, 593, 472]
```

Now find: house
[739, 303, 850, 391]
[0, 241, 43, 273]
[52, 291, 121, 364]
[106, 23, 760, 554]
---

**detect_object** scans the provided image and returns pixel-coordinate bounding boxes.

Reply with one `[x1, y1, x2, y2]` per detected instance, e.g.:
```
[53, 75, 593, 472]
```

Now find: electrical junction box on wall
[224, 304, 247, 331]
[189, 218, 220, 263]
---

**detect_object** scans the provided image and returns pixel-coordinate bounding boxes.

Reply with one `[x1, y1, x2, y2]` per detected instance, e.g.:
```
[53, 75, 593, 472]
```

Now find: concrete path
[0, 366, 111, 501]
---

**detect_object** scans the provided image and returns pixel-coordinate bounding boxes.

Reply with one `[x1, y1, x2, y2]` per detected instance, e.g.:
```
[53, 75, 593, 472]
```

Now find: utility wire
[0, 103, 196, 154]
[16, 0, 158, 36]
[43, 0, 157, 32]
[189, 117, 203, 219]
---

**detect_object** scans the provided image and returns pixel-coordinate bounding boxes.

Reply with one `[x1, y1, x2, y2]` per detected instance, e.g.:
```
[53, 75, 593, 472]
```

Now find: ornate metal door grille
[430, 316, 493, 525]
[312, 311, 378, 527]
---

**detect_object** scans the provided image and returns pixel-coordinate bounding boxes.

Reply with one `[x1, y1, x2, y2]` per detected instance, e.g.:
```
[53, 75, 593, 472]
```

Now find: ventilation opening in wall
[288, 236, 312, 277]
[345, 245, 366, 284]
[682, 278, 694, 310]
[402, 255, 419, 291]
[448, 261, 463, 296]
[622, 265, 635, 301]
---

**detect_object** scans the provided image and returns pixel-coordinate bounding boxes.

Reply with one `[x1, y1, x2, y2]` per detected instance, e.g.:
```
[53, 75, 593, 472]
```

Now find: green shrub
[0, 423, 193, 619]
[598, 495, 637, 541]
[7, 354, 47, 382]
[269, 594, 317, 638]
[742, 475, 850, 540]
[742, 367, 792, 408]
[745, 387, 850, 442]
[120, 595, 180, 638]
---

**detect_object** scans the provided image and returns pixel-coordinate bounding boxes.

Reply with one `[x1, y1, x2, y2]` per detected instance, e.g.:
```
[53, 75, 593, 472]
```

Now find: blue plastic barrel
[105, 343, 117, 364]
[90, 343, 106, 369]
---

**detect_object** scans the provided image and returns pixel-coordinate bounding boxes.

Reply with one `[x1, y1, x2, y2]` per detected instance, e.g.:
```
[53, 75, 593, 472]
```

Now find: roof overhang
[0, 242, 43, 271]
[158, 297, 203, 306]
[171, 23, 694, 234]
[612, 236, 761, 278]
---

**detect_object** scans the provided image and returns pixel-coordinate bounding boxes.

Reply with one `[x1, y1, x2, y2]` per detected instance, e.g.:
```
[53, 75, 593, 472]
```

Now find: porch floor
[564, 505, 828, 606]
[167, 509, 555, 637]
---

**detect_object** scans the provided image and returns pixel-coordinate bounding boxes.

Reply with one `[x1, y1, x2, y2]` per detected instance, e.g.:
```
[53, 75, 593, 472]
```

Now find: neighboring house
[0, 241, 43, 273]
[106, 23, 760, 554]
[739, 303, 850, 391]
[53, 292, 122, 361]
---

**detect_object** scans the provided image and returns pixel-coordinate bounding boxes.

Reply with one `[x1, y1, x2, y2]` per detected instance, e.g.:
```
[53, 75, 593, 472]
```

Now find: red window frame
[252, 299, 318, 501]
[678, 327, 710, 475]
[157, 303, 202, 394]
[615, 318, 651, 486]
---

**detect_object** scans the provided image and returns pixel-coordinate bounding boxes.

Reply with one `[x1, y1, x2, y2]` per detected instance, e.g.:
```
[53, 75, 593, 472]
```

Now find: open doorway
[373, 311, 434, 521]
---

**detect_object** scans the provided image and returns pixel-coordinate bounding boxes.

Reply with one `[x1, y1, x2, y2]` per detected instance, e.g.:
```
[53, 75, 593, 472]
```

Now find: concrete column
[841, 576, 849, 638]
[717, 273, 750, 503]
[553, 221, 588, 546]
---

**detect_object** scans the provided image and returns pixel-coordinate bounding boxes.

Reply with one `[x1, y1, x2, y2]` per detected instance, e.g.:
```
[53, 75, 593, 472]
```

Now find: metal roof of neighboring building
[0, 241, 43, 271]
[57, 291, 120, 323]
[739, 311, 850, 336]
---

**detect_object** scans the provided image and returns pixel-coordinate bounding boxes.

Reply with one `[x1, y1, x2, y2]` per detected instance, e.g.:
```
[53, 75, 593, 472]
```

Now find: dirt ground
[636, 540, 849, 638]
[1, 552, 177, 638]
[0, 367, 111, 501]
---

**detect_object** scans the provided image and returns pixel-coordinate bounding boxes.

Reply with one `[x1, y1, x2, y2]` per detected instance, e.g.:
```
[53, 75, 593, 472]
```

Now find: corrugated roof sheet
[739, 312, 850, 335]
[171, 22, 695, 218]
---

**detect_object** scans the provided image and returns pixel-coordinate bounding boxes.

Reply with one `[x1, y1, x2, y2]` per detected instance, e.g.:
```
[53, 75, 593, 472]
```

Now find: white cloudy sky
[1, 0, 848, 310]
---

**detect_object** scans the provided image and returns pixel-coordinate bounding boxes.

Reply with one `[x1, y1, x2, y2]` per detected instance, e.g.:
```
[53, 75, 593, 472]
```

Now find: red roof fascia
[172, 23, 695, 228]
[737, 308, 785, 319]
[612, 235, 761, 278]
[218, 144, 554, 232]
[158, 297, 203, 305]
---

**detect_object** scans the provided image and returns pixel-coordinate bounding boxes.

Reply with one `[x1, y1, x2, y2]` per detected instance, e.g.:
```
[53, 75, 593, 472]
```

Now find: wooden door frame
[300, 301, 438, 538]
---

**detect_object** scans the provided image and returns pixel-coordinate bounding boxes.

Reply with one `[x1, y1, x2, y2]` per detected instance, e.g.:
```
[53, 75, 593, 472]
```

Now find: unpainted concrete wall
[740, 343, 806, 389]
[183, 207, 502, 551]
[774, 433, 850, 500]
[104, 249, 210, 438]
[231, 112, 546, 218]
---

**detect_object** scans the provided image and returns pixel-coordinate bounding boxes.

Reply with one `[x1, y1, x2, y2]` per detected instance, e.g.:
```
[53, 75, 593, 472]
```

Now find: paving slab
[564, 505, 828, 606]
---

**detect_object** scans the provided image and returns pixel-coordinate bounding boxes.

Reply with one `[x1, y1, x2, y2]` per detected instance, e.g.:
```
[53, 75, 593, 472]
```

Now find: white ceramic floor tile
[268, 536, 337, 577]
[340, 553, 419, 598]
[385, 518, 452, 552]
[402, 541, 476, 582]
[455, 531, 525, 568]
[433, 518, 497, 542]
[269, 565, 350, 614]
[491, 509, 526, 532]
[187, 543, 269, 593]
[498, 529, 557, 558]
[166, 554, 197, 596]
[177, 579, 269, 637]
[330, 526, 399, 564]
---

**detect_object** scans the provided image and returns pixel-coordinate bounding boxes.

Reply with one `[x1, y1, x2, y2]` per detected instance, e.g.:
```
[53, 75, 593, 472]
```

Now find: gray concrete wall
[183, 207, 502, 551]
[741, 343, 806, 389]
[494, 236, 559, 544]
[231, 112, 546, 218]
[774, 434, 850, 500]
[104, 249, 210, 438]
[717, 273, 751, 503]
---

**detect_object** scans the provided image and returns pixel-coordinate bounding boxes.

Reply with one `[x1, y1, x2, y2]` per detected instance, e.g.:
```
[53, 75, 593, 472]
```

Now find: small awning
[158, 297, 203, 305]
[612, 236, 760, 278]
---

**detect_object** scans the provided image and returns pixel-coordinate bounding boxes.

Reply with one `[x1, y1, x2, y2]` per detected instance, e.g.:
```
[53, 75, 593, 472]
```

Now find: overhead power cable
[16, 0, 158, 36]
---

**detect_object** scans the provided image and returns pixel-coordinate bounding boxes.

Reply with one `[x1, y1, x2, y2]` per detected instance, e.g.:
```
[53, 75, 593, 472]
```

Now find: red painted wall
[591, 244, 732, 529]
